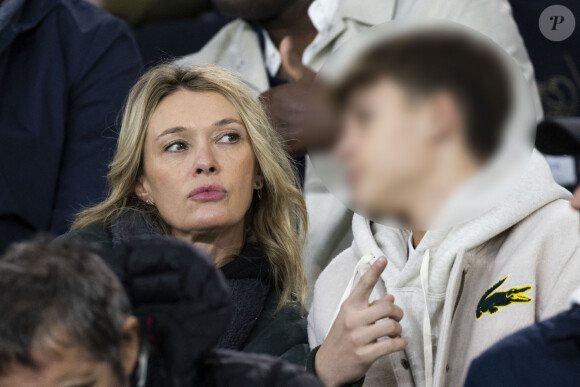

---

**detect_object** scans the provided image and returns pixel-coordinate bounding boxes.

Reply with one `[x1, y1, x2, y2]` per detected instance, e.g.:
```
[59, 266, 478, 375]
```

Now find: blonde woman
[60, 63, 309, 364]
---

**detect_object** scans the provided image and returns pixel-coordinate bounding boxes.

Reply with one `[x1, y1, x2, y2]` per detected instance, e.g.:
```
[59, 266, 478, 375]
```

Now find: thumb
[279, 35, 316, 81]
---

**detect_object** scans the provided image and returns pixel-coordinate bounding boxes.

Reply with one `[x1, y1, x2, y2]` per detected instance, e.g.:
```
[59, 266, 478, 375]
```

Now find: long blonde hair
[73, 63, 308, 307]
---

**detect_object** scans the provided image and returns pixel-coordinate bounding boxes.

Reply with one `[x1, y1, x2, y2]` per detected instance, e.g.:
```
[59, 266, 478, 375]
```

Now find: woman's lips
[188, 185, 226, 201]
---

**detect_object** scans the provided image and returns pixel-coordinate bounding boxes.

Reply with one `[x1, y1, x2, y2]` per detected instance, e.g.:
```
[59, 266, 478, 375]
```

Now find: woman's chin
[179, 213, 241, 232]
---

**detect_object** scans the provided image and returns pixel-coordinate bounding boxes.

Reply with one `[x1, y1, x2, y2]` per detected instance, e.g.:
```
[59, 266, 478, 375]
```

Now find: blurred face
[137, 90, 261, 237]
[572, 186, 580, 211]
[336, 78, 437, 218]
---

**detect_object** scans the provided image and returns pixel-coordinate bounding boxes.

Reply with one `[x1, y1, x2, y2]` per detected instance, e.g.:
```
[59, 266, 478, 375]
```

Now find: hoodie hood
[352, 150, 570, 291]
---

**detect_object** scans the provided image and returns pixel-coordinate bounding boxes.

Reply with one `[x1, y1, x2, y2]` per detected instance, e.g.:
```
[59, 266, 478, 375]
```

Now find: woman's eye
[165, 141, 187, 152]
[217, 133, 240, 144]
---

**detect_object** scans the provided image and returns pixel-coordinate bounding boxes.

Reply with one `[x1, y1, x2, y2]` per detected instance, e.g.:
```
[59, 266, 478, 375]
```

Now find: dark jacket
[0, 0, 142, 253]
[465, 305, 580, 387]
[59, 210, 310, 366]
[102, 237, 321, 387]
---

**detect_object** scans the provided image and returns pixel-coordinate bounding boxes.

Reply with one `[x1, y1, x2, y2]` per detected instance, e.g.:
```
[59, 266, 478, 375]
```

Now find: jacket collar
[0, 0, 23, 32]
[110, 209, 163, 247]
[110, 209, 273, 283]
[338, 0, 396, 26]
[200, 0, 396, 93]
[220, 243, 272, 284]
[0, 0, 24, 54]
[0, 0, 60, 54]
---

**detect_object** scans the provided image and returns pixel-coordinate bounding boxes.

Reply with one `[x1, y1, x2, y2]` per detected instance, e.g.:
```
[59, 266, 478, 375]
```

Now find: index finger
[349, 256, 387, 304]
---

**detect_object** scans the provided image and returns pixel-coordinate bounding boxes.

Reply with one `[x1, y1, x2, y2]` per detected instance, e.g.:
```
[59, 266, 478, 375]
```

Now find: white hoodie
[308, 151, 580, 386]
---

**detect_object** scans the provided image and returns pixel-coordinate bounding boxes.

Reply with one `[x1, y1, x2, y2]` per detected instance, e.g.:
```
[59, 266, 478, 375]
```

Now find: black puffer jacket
[102, 236, 320, 387]
[59, 210, 309, 365]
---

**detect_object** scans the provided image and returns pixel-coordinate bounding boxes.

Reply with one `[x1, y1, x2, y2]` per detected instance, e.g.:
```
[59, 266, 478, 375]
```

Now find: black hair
[0, 237, 131, 382]
[334, 28, 513, 160]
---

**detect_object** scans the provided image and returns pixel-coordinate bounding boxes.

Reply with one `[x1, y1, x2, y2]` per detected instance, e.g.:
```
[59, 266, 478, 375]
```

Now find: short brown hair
[335, 28, 512, 160]
[0, 237, 130, 382]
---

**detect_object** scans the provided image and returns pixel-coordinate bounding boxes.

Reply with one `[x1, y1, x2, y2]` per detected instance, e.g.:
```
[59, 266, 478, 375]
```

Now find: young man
[178, 0, 542, 302]
[0, 237, 323, 387]
[307, 30, 580, 387]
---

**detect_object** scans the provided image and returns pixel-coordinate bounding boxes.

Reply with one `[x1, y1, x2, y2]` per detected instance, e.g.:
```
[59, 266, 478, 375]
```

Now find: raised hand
[259, 36, 339, 155]
[315, 257, 407, 386]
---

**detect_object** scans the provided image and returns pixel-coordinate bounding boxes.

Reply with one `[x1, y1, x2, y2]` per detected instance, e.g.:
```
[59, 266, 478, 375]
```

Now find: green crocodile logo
[476, 276, 532, 319]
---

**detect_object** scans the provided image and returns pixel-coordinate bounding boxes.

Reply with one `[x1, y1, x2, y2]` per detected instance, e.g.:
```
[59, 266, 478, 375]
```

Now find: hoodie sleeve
[308, 247, 360, 347]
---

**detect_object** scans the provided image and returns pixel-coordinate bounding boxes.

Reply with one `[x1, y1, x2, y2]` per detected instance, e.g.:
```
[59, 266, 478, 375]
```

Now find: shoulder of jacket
[310, 246, 358, 312]
[56, 223, 113, 249]
[307, 246, 358, 346]
[252, 290, 306, 333]
[245, 289, 308, 357]
[515, 199, 579, 237]
[179, 19, 255, 64]
[52, 0, 129, 34]
[496, 199, 580, 281]
[316, 246, 358, 286]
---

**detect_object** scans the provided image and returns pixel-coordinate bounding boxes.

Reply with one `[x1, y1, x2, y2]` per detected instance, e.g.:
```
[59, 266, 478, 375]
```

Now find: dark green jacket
[59, 223, 309, 366]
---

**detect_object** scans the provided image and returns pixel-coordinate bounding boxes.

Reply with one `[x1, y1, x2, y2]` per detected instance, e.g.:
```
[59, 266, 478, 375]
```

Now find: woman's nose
[195, 164, 216, 174]
[193, 148, 218, 175]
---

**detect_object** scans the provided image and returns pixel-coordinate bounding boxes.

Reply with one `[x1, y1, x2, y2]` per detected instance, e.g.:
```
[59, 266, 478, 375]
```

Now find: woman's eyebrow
[156, 126, 186, 140]
[156, 119, 242, 141]
[212, 118, 244, 127]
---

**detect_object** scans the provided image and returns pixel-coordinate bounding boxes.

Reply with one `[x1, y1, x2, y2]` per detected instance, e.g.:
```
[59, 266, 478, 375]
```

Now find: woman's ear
[120, 316, 140, 379]
[135, 179, 153, 204]
[253, 168, 264, 191]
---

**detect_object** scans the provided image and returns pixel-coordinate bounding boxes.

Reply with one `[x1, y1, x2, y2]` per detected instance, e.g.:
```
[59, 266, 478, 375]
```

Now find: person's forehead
[0, 343, 99, 387]
[31, 330, 99, 382]
[148, 90, 243, 135]
[345, 78, 412, 109]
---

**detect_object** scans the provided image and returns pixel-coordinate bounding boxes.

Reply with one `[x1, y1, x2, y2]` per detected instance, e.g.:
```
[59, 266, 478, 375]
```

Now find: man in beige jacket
[178, 0, 541, 303]
[307, 29, 580, 387]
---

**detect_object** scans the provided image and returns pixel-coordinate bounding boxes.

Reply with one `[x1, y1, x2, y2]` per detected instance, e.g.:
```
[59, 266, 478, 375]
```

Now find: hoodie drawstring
[327, 252, 377, 336]
[327, 249, 433, 387]
[420, 248, 433, 387]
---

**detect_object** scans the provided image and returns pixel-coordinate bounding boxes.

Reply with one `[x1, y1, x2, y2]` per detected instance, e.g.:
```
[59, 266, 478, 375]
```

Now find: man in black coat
[0, 0, 143, 253]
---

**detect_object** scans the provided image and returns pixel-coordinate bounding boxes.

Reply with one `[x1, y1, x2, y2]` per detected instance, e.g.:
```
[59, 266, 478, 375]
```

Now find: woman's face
[136, 90, 262, 236]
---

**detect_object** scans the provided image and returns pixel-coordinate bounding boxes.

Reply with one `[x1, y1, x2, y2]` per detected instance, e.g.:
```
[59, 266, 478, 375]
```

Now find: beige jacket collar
[178, 0, 396, 94]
